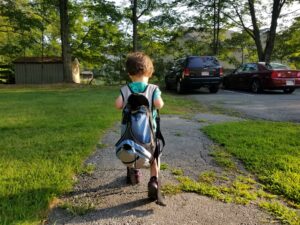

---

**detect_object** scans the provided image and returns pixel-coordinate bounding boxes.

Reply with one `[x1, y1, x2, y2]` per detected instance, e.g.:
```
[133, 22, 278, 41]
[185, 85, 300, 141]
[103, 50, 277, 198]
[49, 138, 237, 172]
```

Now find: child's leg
[148, 158, 160, 200]
[150, 158, 160, 178]
[127, 167, 141, 185]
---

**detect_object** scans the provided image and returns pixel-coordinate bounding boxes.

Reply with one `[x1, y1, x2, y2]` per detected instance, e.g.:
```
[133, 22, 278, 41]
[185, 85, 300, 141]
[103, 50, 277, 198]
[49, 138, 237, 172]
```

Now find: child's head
[126, 52, 154, 77]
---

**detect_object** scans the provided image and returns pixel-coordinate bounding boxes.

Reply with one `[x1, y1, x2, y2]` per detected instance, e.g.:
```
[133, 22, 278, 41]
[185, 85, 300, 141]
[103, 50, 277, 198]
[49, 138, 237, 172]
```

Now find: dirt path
[48, 113, 279, 225]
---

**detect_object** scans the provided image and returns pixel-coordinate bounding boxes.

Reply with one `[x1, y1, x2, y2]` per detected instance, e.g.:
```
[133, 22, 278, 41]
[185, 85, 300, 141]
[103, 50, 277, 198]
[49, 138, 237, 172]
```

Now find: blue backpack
[115, 84, 165, 168]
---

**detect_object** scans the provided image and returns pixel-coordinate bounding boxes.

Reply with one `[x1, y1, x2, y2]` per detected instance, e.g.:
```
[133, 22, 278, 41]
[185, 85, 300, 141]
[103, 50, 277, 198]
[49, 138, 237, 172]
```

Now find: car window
[267, 63, 290, 70]
[245, 63, 258, 72]
[187, 56, 220, 68]
[235, 65, 245, 73]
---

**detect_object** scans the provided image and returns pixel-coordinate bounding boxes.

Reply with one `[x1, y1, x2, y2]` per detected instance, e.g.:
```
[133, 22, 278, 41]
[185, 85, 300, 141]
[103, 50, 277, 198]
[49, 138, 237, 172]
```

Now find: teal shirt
[128, 82, 162, 131]
[128, 82, 161, 100]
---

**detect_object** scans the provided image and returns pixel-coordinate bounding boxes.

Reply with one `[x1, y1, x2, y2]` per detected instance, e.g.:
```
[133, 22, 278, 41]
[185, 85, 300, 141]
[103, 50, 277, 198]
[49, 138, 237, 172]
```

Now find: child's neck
[130, 76, 149, 83]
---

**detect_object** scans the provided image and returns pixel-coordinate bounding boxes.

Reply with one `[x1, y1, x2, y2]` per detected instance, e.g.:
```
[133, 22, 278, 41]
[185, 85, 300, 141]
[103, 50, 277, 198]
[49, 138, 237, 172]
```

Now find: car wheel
[222, 79, 229, 89]
[251, 80, 263, 93]
[283, 88, 295, 94]
[165, 79, 171, 90]
[209, 85, 219, 93]
[176, 80, 185, 94]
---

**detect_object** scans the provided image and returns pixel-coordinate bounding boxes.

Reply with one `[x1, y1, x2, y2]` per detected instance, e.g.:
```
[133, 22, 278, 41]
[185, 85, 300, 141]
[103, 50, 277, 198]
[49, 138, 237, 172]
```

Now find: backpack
[115, 84, 165, 169]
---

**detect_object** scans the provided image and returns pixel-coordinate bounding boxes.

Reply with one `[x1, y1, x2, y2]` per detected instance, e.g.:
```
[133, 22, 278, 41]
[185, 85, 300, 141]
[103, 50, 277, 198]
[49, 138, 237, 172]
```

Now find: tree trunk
[248, 0, 264, 61]
[216, 0, 221, 56]
[213, 0, 217, 55]
[132, 0, 138, 52]
[264, 0, 283, 63]
[59, 0, 73, 82]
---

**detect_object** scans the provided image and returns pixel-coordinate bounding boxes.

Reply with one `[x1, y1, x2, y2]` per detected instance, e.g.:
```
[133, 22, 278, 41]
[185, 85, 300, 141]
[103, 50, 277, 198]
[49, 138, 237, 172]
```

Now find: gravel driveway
[188, 89, 300, 122]
[47, 113, 279, 225]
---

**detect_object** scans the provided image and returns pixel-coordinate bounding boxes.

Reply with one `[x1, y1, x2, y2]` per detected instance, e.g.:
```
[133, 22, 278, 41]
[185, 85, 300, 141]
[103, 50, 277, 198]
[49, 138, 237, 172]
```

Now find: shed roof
[14, 57, 63, 64]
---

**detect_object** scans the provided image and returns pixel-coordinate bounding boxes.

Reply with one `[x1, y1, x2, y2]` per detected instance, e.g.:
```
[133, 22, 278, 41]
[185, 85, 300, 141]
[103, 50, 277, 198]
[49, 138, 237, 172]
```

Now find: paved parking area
[187, 88, 300, 122]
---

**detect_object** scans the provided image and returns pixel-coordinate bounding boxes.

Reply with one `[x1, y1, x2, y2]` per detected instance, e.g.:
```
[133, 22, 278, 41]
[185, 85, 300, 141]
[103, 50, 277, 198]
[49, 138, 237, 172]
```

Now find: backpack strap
[153, 109, 165, 163]
[120, 84, 158, 111]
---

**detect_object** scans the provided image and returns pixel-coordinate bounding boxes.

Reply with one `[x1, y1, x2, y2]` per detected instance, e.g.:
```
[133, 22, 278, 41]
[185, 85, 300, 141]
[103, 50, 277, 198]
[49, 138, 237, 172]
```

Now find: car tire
[283, 88, 295, 94]
[222, 79, 229, 89]
[209, 85, 219, 93]
[165, 80, 171, 90]
[251, 80, 263, 93]
[176, 80, 185, 94]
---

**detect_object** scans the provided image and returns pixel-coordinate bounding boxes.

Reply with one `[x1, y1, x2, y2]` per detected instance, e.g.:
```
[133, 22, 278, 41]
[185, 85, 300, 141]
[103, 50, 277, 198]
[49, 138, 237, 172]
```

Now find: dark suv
[165, 56, 223, 93]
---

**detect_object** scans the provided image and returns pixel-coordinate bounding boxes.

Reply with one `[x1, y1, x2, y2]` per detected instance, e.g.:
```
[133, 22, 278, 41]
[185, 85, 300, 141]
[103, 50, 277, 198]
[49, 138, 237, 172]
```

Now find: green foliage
[161, 183, 182, 195]
[273, 16, 300, 68]
[80, 163, 96, 176]
[164, 168, 300, 224]
[160, 163, 169, 170]
[220, 31, 258, 67]
[171, 168, 184, 176]
[203, 121, 300, 204]
[60, 201, 95, 216]
[259, 201, 300, 225]
[162, 92, 207, 115]
[209, 145, 237, 170]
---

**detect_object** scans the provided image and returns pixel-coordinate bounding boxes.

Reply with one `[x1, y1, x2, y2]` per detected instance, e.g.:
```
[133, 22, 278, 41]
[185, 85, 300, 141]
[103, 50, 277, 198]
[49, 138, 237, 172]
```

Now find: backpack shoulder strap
[120, 85, 132, 109]
[144, 84, 158, 112]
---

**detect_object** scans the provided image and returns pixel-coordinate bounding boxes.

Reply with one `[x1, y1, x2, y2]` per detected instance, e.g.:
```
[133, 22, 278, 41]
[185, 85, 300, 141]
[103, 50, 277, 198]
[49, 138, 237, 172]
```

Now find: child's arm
[115, 95, 123, 110]
[154, 97, 164, 109]
[153, 87, 164, 109]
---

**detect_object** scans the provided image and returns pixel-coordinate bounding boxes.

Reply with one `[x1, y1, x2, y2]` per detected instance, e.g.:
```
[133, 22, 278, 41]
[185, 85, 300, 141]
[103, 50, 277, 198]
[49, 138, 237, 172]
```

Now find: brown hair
[125, 52, 154, 77]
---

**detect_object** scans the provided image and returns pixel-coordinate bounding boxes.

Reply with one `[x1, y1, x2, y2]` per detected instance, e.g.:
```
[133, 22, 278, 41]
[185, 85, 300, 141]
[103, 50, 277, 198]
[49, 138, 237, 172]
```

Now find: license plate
[201, 71, 209, 76]
[286, 80, 295, 86]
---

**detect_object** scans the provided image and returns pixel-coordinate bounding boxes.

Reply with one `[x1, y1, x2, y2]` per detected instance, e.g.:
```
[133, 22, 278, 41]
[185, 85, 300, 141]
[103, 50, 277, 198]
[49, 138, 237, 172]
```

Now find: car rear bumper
[264, 78, 300, 89]
[181, 77, 222, 88]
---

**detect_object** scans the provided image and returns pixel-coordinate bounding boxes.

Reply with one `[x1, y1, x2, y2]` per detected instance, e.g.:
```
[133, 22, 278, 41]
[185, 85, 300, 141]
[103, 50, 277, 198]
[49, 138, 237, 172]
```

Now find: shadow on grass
[0, 187, 58, 225]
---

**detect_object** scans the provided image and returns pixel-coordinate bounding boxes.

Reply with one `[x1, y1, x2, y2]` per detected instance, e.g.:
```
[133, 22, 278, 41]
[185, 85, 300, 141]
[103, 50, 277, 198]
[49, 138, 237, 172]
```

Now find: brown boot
[127, 167, 141, 185]
[148, 176, 158, 200]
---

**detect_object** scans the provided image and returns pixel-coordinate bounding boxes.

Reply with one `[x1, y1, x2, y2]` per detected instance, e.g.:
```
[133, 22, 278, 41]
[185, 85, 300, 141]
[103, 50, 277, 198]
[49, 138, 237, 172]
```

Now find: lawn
[0, 85, 198, 225]
[203, 121, 300, 204]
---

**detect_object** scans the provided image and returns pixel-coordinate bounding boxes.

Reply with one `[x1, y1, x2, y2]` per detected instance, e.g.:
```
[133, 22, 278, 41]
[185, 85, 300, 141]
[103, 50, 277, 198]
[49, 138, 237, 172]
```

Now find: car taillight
[183, 68, 190, 76]
[297, 72, 300, 77]
[271, 71, 281, 78]
[219, 67, 223, 76]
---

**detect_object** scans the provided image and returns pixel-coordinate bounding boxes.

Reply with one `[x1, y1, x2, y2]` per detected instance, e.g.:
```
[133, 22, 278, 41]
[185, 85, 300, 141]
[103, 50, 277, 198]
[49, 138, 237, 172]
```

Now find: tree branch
[137, 0, 152, 19]
[232, 3, 254, 39]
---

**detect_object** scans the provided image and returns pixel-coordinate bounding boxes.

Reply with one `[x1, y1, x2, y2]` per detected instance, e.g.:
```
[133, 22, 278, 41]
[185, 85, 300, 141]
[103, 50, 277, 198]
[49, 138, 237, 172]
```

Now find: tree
[224, 0, 296, 62]
[0, 0, 44, 62]
[179, 0, 228, 55]
[273, 16, 300, 68]
[59, 0, 73, 82]
[130, 0, 154, 51]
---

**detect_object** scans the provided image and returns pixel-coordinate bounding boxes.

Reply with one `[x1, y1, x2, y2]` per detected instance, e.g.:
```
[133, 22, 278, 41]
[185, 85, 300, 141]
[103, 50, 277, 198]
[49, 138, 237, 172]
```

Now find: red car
[223, 62, 300, 93]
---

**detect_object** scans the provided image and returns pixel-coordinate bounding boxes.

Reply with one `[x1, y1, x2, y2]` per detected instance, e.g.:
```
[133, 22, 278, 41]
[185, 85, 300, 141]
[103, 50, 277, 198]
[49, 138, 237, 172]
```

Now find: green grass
[259, 201, 300, 225]
[162, 92, 205, 115]
[0, 86, 120, 224]
[160, 163, 169, 170]
[59, 201, 95, 216]
[202, 121, 300, 204]
[209, 145, 237, 170]
[0, 85, 199, 225]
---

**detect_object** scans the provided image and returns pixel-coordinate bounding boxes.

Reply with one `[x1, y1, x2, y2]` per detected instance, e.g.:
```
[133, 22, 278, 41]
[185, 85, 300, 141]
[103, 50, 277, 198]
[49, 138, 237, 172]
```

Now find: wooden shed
[14, 57, 64, 84]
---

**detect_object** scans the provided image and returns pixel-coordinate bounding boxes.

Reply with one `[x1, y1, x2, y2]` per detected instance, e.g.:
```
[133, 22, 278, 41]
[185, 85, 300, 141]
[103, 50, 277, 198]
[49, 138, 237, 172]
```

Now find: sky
[106, 0, 300, 31]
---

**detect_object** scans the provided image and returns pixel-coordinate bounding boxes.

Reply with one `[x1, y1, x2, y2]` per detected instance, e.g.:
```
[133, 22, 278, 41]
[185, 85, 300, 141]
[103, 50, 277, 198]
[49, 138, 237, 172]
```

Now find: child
[115, 52, 164, 200]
